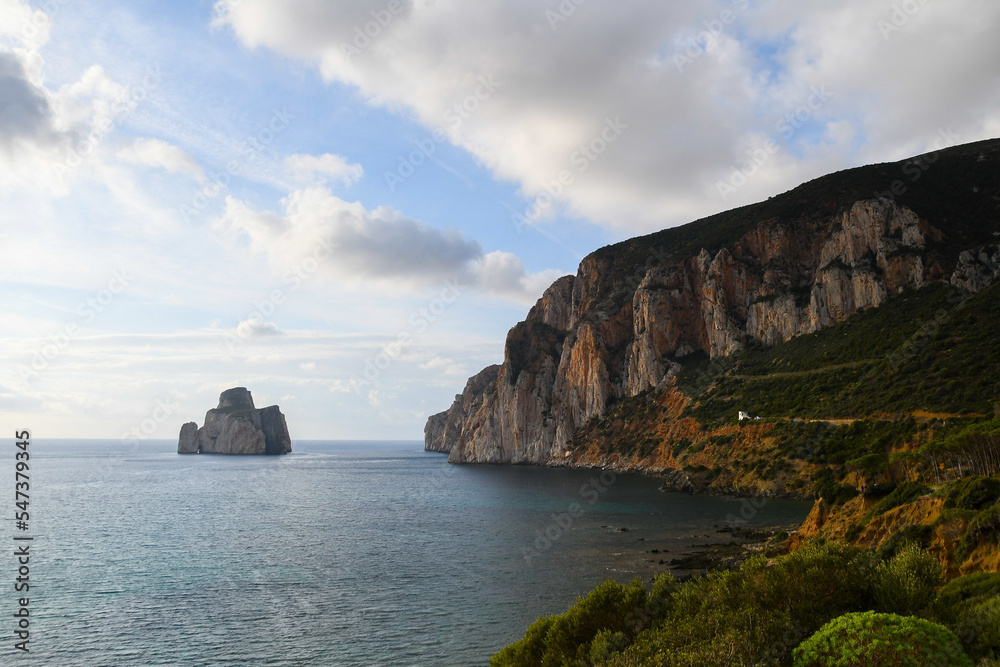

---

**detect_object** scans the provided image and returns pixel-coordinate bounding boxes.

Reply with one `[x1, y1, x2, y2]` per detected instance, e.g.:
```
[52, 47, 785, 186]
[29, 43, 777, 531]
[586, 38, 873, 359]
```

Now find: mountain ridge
[426, 138, 1000, 472]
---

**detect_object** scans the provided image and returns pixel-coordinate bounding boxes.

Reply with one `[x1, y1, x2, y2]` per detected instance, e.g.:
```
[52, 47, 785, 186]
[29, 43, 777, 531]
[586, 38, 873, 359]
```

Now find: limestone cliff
[430, 199, 937, 464]
[427, 139, 1000, 465]
[178, 387, 291, 455]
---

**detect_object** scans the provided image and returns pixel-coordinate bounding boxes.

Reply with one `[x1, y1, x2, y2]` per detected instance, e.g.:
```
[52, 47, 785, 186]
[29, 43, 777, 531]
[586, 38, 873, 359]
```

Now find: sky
[1, 0, 999, 441]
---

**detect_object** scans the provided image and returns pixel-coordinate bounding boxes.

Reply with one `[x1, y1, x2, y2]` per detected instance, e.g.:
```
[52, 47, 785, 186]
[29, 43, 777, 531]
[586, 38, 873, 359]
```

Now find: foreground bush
[792, 612, 972, 667]
[493, 541, 996, 667]
[869, 543, 942, 615]
[934, 573, 1000, 661]
[490, 575, 674, 667]
[956, 500, 1000, 562]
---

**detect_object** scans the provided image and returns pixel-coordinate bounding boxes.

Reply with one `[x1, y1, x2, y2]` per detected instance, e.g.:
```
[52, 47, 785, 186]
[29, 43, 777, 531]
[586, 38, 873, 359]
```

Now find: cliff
[428, 139, 1000, 466]
[178, 387, 292, 455]
[786, 486, 1000, 577]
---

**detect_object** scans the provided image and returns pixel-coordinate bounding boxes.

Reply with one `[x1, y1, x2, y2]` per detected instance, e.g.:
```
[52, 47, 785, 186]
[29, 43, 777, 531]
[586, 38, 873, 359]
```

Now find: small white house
[739, 411, 763, 421]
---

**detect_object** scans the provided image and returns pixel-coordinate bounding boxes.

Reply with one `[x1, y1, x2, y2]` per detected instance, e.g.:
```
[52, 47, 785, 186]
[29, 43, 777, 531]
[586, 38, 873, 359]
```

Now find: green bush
[599, 542, 870, 667]
[792, 611, 973, 666]
[587, 630, 628, 664]
[956, 501, 1000, 563]
[493, 543, 984, 667]
[935, 573, 1000, 614]
[489, 576, 665, 667]
[868, 543, 942, 615]
[955, 596, 1000, 660]
[813, 474, 859, 506]
[934, 573, 1000, 660]
[943, 477, 1000, 511]
[877, 524, 934, 560]
[861, 481, 929, 525]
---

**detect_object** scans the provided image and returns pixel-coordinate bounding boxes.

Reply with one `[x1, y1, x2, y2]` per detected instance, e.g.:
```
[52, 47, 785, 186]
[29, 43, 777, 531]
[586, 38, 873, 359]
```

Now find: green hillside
[685, 278, 1000, 422]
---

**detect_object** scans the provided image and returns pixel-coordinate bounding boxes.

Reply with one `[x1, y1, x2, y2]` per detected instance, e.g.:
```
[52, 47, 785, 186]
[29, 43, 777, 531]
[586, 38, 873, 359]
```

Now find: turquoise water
[17, 440, 810, 665]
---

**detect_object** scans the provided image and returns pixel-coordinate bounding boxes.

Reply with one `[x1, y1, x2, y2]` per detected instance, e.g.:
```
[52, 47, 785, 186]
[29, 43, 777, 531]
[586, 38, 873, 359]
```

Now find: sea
[14, 439, 811, 666]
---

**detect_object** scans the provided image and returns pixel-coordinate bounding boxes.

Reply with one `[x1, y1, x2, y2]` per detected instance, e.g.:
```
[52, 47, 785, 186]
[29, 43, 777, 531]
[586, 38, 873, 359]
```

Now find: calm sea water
[15, 440, 810, 666]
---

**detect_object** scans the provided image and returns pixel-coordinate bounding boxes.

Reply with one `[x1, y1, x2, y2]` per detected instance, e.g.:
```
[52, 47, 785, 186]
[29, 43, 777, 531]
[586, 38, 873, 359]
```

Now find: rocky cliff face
[179, 387, 291, 455]
[428, 199, 948, 464]
[428, 137, 1000, 466]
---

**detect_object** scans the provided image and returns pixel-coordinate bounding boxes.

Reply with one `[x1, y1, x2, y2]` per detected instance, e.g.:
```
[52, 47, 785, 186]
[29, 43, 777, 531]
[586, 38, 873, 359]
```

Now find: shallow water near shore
[26, 440, 810, 666]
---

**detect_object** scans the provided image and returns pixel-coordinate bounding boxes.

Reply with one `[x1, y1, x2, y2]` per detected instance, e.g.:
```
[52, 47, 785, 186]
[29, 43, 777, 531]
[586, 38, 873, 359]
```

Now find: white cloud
[117, 137, 206, 183]
[235, 318, 282, 337]
[215, 185, 559, 303]
[215, 0, 1000, 232]
[469, 251, 564, 305]
[0, 5, 152, 196]
[419, 356, 467, 376]
[285, 152, 363, 185]
[0, 0, 50, 50]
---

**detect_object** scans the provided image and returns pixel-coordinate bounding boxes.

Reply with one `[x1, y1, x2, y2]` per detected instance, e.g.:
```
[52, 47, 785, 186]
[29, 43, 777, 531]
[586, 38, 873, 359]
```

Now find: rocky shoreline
[544, 457, 814, 501]
[664, 525, 797, 577]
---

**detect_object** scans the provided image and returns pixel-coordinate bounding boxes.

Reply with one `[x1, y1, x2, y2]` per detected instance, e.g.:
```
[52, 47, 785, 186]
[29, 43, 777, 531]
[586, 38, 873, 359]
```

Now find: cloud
[117, 138, 206, 183]
[286, 152, 363, 185]
[215, 185, 561, 303]
[215, 0, 1000, 232]
[0, 8, 144, 194]
[419, 356, 467, 376]
[0, 0, 50, 50]
[0, 51, 58, 154]
[236, 318, 282, 337]
[469, 251, 565, 304]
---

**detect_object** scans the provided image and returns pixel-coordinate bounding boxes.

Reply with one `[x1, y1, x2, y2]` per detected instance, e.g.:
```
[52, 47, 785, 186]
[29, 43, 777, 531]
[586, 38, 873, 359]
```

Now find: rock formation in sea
[425, 140, 1000, 466]
[178, 387, 291, 455]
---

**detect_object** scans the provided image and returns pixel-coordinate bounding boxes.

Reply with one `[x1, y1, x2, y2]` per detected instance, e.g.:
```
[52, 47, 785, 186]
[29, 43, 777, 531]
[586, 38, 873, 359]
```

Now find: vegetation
[792, 612, 972, 667]
[941, 477, 1000, 512]
[493, 542, 1000, 666]
[956, 500, 1000, 563]
[573, 282, 1000, 498]
[860, 482, 930, 525]
[687, 280, 1000, 423]
[497, 141, 1000, 667]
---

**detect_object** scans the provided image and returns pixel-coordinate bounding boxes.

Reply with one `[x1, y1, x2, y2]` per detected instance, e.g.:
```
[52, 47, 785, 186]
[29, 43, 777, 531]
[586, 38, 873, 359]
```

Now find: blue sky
[2, 0, 999, 439]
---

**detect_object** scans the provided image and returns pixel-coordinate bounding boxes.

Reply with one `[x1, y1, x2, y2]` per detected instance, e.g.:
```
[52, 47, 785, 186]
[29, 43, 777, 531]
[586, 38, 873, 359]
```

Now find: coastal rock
[178, 422, 199, 454]
[215, 418, 266, 455]
[427, 199, 939, 463]
[178, 387, 291, 455]
[425, 365, 501, 454]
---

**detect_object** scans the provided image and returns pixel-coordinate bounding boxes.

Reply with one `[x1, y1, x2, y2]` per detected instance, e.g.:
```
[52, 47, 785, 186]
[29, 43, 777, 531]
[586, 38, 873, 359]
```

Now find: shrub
[956, 500, 1000, 564]
[792, 611, 973, 666]
[489, 573, 680, 667]
[943, 477, 1000, 511]
[587, 629, 628, 664]
[861, 481, 930, 524]
[813, 475, 859, 506]
[956, 596, 1000, 660]
[934, 573, 1000, 660]
[869, 543, 942, 615]
[599, 542, 869, 667]
[877, 524, 934, 560]
[935, 572, 1000, 614]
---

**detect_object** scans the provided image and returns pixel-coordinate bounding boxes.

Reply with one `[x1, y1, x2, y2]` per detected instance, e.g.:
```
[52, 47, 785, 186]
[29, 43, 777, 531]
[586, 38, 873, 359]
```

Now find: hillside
[426, 138, 1000, 483]
[474, 138, 1000, 667]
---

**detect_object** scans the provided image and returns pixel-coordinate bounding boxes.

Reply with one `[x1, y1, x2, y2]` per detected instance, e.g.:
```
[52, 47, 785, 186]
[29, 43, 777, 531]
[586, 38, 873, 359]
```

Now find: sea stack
[178, 387, 292, 455]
